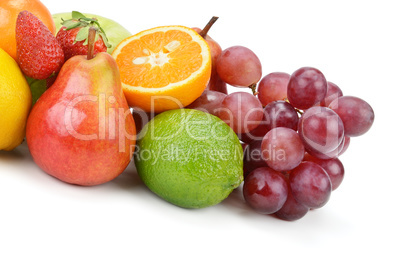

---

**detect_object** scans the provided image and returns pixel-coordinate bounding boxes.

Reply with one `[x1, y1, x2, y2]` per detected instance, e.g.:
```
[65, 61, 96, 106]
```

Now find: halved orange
[112, 25, 211, 113]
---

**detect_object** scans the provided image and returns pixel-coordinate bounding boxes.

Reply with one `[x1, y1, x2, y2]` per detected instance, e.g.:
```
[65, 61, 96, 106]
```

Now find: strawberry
[56, 11, 111, 61]
[16, 11, 64, 80]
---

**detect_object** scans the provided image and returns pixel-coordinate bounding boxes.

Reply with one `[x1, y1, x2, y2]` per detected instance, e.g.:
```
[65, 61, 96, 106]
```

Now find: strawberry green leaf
[75, 26, 89, 43]
[62, 20, 83, 30]
[99, 33, 112, 48]
[80, 17, 97, 23]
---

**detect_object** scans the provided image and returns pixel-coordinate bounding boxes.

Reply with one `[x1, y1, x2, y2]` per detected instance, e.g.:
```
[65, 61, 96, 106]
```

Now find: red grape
[216, 46, 262, 87]
[241, 142, 248, 152]
[243, 167, 288, 214]
[287, 67, 328, 109]
[320, 81, 343, 107]
[243, 140, 266, 178]
[217, 92, 263, 133]
[338, 136, 350, 156]
[304, 153, 345, 190]
[206, 73, 228, 94]
[329, 96, 374, 137]
[257, 72, 290, 106]
[263, 101, 299, 131]
[289, 162, 332, 209]
[187, 90, 226, 117]
[237, 124, 268, 144]
[298, 106, 344, 155]
[303, 135, 346, 160]
[275, 180, 309, 221]
[239, 101, 299, 143]
[261, 127, 305, 172]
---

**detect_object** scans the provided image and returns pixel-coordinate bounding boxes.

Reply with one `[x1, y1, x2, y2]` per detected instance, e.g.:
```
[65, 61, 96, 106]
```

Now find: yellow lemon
[0, 48, 31, 151]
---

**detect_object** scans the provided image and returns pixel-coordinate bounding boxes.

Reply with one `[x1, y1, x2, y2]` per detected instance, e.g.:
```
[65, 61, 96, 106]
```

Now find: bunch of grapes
[188, 44, 375, 221]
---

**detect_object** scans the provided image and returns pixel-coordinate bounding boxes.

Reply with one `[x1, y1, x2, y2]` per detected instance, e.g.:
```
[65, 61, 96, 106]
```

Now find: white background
[0, 0, 400, 252]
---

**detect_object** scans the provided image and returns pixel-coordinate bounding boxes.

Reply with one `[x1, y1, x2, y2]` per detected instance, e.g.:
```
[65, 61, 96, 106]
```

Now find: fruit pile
[0, 0, 374, 221]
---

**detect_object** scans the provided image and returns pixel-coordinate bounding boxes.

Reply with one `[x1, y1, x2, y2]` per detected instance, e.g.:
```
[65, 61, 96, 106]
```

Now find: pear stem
[198, 16, 219, 38]
[87, 26, 96, 60]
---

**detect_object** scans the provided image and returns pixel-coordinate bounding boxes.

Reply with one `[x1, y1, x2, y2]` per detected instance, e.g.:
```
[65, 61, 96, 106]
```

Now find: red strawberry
[55, 11, 111, 61]
[16, 11, 64, 80]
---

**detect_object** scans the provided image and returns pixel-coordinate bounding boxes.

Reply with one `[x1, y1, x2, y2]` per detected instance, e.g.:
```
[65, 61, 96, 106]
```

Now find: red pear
[26, 29, 136, 186]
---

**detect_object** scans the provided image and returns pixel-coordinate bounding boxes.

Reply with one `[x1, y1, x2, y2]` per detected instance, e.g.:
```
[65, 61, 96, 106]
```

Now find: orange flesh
[115, 30, 203, 89]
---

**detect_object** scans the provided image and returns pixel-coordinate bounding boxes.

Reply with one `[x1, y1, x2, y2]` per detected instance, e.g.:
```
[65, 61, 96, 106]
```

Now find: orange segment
[112, 25, 211, 113]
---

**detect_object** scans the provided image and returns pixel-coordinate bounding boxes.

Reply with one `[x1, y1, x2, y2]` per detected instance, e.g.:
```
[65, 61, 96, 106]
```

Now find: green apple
[52, 12, 132, 54]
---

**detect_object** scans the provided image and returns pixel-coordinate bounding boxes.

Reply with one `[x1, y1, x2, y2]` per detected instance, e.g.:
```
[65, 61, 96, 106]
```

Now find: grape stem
[199, 16, 219, 38]
[295, 108, 304, 115]
[249, 83, 258, 96]
[284, 98, 304, 115]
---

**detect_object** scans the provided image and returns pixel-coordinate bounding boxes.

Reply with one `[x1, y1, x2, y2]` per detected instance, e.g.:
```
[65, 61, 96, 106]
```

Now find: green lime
[134, 109, 243, 209]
